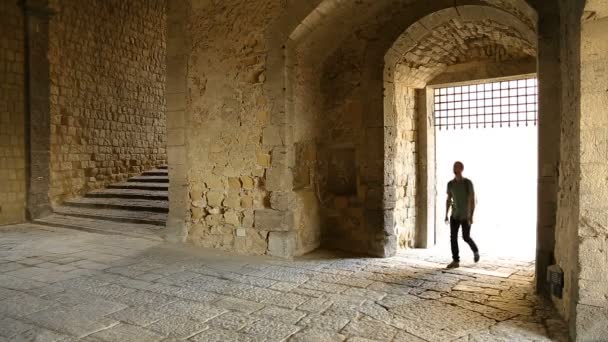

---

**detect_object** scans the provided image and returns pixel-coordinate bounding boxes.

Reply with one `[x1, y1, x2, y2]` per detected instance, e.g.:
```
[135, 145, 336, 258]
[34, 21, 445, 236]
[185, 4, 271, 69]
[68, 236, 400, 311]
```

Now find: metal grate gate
[433, 77, 538, 130]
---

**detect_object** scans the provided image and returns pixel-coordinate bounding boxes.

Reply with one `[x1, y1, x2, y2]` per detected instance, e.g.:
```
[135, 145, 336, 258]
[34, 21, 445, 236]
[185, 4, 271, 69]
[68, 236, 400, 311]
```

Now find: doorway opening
[433, 76, 538, 260]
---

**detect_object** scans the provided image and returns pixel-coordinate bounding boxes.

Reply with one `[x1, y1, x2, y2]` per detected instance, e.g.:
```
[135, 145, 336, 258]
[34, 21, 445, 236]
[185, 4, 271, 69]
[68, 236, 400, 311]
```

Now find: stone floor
[0, 223, 568, 341]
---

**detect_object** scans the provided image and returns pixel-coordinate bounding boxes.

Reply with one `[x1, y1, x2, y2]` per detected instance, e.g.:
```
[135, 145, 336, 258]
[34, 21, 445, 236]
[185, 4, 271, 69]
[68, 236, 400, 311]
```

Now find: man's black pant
[450, 217, 478, 262]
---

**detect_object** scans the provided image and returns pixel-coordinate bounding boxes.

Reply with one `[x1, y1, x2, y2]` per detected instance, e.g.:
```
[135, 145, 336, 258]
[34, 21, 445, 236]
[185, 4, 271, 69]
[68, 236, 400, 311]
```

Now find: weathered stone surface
[241, 318, 301, 340]
[0, 224, 570, 341]
[47, 0, 166, 203]
[268, 231, 296, 258]
[289, 328, 346, 342]
[88, 323, 165, 342]
[147, 316, 209, 339]
[254, 209, 291, 231]
[0, 0, 26, 225]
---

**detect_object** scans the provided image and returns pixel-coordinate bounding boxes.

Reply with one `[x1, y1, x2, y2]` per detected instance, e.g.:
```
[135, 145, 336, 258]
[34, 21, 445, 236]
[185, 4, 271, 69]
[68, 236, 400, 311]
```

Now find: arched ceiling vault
[386, 5, 537, 87]
[287, 0, 537, 69]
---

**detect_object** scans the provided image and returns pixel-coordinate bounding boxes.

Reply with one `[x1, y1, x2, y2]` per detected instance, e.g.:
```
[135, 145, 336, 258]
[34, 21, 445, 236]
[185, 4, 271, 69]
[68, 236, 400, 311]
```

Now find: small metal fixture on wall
[547, 264, 564, 299]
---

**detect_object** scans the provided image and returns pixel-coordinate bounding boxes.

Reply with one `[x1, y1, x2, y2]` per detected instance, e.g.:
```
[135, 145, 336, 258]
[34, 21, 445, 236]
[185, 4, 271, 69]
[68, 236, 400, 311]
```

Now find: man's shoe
[474, 253, 480, 263]
[447, 261, 460, 269]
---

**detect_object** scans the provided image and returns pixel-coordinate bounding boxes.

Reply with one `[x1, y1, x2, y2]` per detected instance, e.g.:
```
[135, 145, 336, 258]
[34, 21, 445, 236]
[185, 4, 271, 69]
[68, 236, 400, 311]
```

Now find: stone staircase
[35, 166, 169, 240]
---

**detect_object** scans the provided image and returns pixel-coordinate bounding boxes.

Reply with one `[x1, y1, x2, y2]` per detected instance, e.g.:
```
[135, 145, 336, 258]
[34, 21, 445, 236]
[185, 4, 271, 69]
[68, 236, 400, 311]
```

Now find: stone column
[21, 0, 53, 219]
[415, 88, 436, 248]
[165, 0, 191, 242]
[535, 8, 561, 296]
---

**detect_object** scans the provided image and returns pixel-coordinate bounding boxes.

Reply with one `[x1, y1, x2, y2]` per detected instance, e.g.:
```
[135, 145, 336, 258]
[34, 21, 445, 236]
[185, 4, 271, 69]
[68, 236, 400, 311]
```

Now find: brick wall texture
[48, 0, 167, 204]
[0, 1, 26, 225]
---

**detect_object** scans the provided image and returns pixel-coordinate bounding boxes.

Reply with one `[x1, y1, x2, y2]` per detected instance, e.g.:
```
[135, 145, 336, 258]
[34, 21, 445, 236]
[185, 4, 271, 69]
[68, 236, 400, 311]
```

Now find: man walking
[445, 161, 479, 269]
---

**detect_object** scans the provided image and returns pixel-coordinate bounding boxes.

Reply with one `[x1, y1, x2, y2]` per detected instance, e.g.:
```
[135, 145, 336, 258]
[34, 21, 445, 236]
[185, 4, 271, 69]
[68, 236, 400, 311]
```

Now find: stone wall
[387, 83, 417, 249]
[47, 0, 167, 204]
[0, 1, 26, 225]
[183, 0, 289, 256]
[316, 41, 388, 255]
[167, 0, 539, 258]
[575, 12, 608, 341]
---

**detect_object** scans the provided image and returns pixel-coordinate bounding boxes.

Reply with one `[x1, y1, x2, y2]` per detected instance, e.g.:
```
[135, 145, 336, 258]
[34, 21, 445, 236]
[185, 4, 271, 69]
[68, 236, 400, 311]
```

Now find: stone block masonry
[47, 0, 167, 205]
[183, 0, 289, 256]
[0, 1, 27, 225]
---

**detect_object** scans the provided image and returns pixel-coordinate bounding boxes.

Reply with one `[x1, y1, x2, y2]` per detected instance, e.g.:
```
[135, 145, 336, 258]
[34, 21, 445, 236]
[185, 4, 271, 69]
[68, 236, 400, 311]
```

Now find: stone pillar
[535, 8, 561, 296]
[165, 0, 190, 242]
[415, 88, 436, 248]
[21, 0, 53, 219]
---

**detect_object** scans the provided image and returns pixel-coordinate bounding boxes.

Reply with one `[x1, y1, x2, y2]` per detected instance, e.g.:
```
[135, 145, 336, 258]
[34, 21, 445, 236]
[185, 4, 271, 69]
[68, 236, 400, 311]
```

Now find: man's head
[453, 161, 464, 177]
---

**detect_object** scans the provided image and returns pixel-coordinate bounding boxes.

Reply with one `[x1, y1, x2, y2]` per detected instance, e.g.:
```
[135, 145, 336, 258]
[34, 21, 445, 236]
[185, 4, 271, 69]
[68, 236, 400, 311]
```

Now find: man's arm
[445, 188, 452, 223]
[467, 180, 475, 223]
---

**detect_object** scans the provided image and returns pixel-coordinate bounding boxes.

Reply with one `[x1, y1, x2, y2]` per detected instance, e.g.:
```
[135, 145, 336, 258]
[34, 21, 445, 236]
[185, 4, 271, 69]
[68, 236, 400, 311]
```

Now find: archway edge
[385, 5, 537, 87]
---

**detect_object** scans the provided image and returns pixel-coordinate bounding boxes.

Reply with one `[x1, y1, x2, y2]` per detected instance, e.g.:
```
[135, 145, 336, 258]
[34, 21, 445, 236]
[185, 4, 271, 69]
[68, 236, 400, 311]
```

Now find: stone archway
[383, 5, 537, 252]
[282, 0, 540, 257]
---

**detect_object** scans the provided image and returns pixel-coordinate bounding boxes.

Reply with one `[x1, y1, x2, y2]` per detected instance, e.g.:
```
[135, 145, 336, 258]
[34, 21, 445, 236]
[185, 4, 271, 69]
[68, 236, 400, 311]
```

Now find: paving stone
[448, 290, 489, 304]
[190, 328, 257, 342]
[10, 327, 69, 342]
[241, 318, 301, 340]
[484, 299, 534, 316]
[207, 311, 259, 330]
[83, 283, 138, 300]
[254, 305, 308, 324]
[26, 307, 119, 338]
[0, 317, 34, 338]
[322, 303, 362, 320]
[299, 281, 349, 294]
[341, 318, 398, 341]
[47, 290, 128, 313]
[312, 274, 374, 288]
[0, 274, 48, 290]
[297, 314, 350, 332]
[343, 287, 387, 301]
[298, 296, 334, 313]
[264, 291, 309, 309]
[113, 289, 177, 307]
[156, 300, 226, 321]
[88, 323, 165, 342]
[147, 316, 209, 339]
[458, 280, 511, 291]
[291, 287, 328, 298]
[0, 293, 58, 317]
[288, 328, 346, 342]
[418, 290, 444, 299]
[254, 269, 310, 284]
[464, 319, 554, 341]
[0, 225, 570, 342]
[393, 330, 428, 342]
[453, 284, 500, 296]
[0, 262, 24, 273]
[106, 307, 167, 326]
[270, 281, 301, 292]
[69, 260, 111, 270]
[439, 296, 517, 321]
[0, 287, 21, 300]
[367, 282, 418, 296]
[391, 300, 495, 341]
[213, 296, 265, 313]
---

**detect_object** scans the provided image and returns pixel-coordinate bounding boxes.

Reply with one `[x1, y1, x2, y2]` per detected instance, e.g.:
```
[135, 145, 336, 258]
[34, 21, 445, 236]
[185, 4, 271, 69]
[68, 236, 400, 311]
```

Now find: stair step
[128, 176, 169, 183]
[86, 188, 168, 200]
[158, 165, 168, 170]
[54, 206, 167, 226]
[109, 182, 169, 191]
[35, 214, 164, 240]
[142, 169, 168, 177]
[63, 197, 168, 213]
